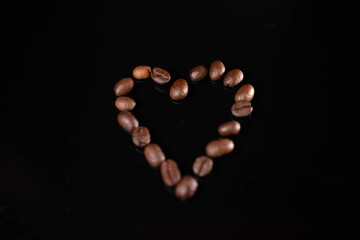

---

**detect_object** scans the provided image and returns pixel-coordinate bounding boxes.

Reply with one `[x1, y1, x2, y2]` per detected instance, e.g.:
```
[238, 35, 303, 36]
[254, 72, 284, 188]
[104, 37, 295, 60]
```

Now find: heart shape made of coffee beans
[114, 60, 255, 201]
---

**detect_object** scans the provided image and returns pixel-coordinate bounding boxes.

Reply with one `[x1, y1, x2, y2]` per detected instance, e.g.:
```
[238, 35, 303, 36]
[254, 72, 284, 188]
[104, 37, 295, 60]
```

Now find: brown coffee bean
[160, 159, 181, 187]
[132, 65, 151, 79]
[218, 120, 241, 136]
[115, 96, 136, 111]
[144, 143, 166, 168]
[192, 156, 213, 177]
[151, 67, 171, 85]
[132, 126, 151, 147]
[223, 69, 244, 87]
[189, 65, 208, 81]
[231, 101, 253, 118]
[209, 60, 225, 81]
[234, 84, 255, 102]
[114, 78, 134, 96]
[175, 175, 198, 201]
[205, 138, 234, 158]
[169, 79, 188, 100]
[117, 111, 139, 133]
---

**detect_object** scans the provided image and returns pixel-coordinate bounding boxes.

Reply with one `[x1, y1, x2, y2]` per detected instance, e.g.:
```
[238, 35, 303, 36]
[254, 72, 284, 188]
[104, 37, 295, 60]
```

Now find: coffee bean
[175, 175, 198, 201]
[189, 65, 208, 81]
[192, 156, 213, 177]
[205, 138, 234, 158]
[132, 126, 151, 147]
[151, 67, 171, 85]
[218, 120, 241, 136]
[115, 96, 136, 111]
[169, 79, 188, 100]
[132, 65, 151, 79]
[223, 69, 244, 87]
[234, 84, 255, 102]
[144, 143, 166, 168]
[209, 60, 225, 81]
[114, 78, 134, 96]
[160, 159, 181, 187]
[117, 111, 139, 133]
[231, 101, 253, 118]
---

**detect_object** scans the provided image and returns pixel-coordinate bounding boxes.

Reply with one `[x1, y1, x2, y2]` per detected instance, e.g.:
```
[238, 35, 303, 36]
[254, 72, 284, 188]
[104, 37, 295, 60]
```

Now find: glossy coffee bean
[209, 60, 225, 81]
[144, 143, 166, 168]
[169, 79, 188, 100]
[117, 111, 139, 133]
[151, 67, 171, 85]
[114, 78, 134, 96]
[234, 84, 255, 102]
[115, 96, 136, 111]
[223, 69, 244, 87]
[218, 120, 241, 136]
[160, 159, 181, 187]
[132, 126, 151, 147]
[175, 175, 198, 201]
[132, 65, 151, 79]
[205, 138, 234, 158]
[192, 156, 213, 177]
[231, 101, 253, 118]
[189, 65, 208, 81]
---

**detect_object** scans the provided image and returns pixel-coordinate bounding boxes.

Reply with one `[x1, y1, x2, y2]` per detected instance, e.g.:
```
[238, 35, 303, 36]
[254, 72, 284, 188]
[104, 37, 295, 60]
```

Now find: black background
[1, 1, 359, 239]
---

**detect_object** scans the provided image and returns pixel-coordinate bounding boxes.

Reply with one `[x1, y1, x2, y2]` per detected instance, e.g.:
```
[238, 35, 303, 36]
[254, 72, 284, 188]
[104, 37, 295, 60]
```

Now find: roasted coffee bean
[223, 69, 244, 87]
[169, 79, 188, 100]
[189, 65, 208, 81]
[160, 159, 181, 187]
[205, 138, 234, 158]
[144, 143, 166, 168]
[132, 126, 151, 147]
[234, 84, 255, 102]
[192, 156, 213, 177]
[231, 101, 253, 118]
[175, 175, 198, 201]
[114, 78, 134, 96]
[117, 111, 139, 133]
[115, 96, 136, 111]
[209, 60, 225, 81]
[218, 120, 241, 136]
[133, 65, 151, 79]
[151, 67, 171, 85]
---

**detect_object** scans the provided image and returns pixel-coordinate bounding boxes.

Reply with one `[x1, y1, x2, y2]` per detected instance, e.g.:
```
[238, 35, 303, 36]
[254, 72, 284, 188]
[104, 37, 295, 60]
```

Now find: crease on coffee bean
[166, 162, 176, 184]
[198, 160, 207, 176]
[139, 127, 150, 146]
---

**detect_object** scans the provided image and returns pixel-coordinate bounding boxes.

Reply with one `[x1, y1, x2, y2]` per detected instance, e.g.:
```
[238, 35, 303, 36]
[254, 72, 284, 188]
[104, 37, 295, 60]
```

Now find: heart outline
[114, 61, 254, 201]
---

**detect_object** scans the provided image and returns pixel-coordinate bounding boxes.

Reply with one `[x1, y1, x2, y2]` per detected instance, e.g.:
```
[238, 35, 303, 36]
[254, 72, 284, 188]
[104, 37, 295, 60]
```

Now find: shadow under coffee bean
[152, 81, 169, 93]
[113, 60, 255, 201]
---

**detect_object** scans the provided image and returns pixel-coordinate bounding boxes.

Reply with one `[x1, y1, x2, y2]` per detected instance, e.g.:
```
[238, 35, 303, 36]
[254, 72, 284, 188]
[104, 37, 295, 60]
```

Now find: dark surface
[1, 1, 358, 239]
